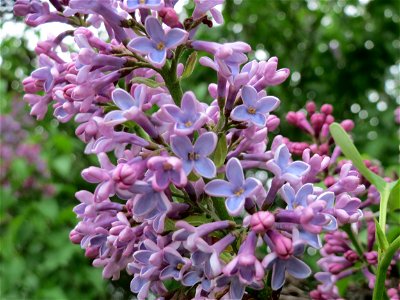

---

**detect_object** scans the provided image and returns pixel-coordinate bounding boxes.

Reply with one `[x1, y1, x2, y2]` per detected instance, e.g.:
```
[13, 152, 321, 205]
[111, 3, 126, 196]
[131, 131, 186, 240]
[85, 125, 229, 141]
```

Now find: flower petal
[181, 91, 197, 112]
[250, 113, 266, 127]
[127, 37, 155, 54]
[275, 144, 290, 170]
[286, 257, 312, 279]
[112, 88, 136, 110]
[182, 270, 202, 286]
[271, 261, 286, 290]
[226, 158, 244, 188]
[171, 135, 192, 159]
[103, 110, 126, 126]
[148, 49, 166, 67]
[243, 177, 261, 197]
[285, 161, 310, 177]
[255, 96, 280, 114]
[165, 28, 188, 49]
[194, 157, 216, 178]
[163, 104, 183, 120]
[231, 105, 250, 122]
[296, 183, 314, 207]
[194, 132, 217, 156]
[225, 195, 245, 216]
[241, 85, 258, 107]
[145, 17, 165, 43]
[205, 179, 234, 197]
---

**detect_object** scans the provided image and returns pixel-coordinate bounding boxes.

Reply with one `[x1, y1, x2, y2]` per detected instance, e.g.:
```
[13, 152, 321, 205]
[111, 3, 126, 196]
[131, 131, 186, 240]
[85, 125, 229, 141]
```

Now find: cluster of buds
[14, 0, 398, 299]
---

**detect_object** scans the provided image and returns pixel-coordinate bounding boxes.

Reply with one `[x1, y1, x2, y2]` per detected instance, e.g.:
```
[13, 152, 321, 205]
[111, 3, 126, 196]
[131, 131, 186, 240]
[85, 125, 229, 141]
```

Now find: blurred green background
[0, 0, 399, 299]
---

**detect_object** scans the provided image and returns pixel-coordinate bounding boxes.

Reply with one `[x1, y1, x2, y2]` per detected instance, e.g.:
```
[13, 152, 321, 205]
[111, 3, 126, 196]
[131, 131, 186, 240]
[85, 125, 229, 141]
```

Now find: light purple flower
[223, 231, 264, 284]
[162, 91, 207, 135]
[160, 247, 191, 280]
[125, 0, 162, 11]
[170, 132, 217, 178]
[205, 158, 261, 216]
[262, 232, 312, 290]
[127, 17, 188, 67]
[266, 144, 310, 184]
[147, 155, 187, 191]
[231, 85, 280, 127]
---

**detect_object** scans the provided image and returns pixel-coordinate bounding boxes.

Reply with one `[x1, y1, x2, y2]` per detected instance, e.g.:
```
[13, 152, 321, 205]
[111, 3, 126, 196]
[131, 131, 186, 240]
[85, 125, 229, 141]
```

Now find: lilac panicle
[14, 1, 392, 299]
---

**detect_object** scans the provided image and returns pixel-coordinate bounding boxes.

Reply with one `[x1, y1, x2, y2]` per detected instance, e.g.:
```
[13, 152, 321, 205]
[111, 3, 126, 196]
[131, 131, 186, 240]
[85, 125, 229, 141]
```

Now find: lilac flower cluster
[14, 1, 396, 299]
[1, 99, 54, 196]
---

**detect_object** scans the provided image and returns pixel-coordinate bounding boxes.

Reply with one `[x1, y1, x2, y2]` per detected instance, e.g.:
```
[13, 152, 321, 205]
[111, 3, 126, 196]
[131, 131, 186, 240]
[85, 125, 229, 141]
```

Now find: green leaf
[212, 134, 227, 168]
[181, 51, 197, 79]
[329, 123, 386, 192]
[374, 218, 389, 251]
[183, 215, 211, 226]
[130, 77, 164, 88]
[388, 179, 400, 210]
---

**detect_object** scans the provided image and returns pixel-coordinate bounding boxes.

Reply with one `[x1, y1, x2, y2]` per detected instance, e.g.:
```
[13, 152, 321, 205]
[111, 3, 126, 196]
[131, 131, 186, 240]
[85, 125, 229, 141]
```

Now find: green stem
[342, 224, 365, 259]
[378, 184, 390, 234]
[373, 235, 400, 300]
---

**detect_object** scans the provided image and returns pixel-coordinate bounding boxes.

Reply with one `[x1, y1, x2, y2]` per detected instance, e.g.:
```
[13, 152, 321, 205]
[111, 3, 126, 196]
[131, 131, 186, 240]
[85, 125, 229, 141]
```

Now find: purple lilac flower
[230, 85, 280, 127]
[223, 231, 264, 284]
[127, 17, 188, 67]
[160, 246, 191, 280]
[162, 91, 207, 135]
[147, 155, 187, 191]
[205, 158, 262, 215]
[124, 0, 162, 11]
[170, 132, 217, 178]
[266, 143, 310, 184]
[262, 230, 312, 290]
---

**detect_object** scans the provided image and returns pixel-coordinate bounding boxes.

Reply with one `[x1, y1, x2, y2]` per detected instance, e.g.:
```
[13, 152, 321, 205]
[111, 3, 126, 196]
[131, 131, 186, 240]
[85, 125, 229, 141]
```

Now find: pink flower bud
[267, 230, 293, 259]
[306, 101, 316, 115]
[249, 211, 275, 233]
[321, 104, 333, 115]
[69, 229, 83, 244]
[159, 7, 182, 28]
[266, 115, 280, 131]
[344, 250, 358, 262]
[340, 119, 354, 132]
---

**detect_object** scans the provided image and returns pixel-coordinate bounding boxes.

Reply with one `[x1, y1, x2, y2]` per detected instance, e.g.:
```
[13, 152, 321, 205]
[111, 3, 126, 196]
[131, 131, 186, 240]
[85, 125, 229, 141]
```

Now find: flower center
[235, 188, 244, 196]
[247, 106, 256, 114]
[176, 263, 183, 270]
[188, 152, 200, 161]
[156, 42, 165, 50]
[163, 162, 173, 170]
[184, 121, 192, 127]
[139, 0, 146, 4]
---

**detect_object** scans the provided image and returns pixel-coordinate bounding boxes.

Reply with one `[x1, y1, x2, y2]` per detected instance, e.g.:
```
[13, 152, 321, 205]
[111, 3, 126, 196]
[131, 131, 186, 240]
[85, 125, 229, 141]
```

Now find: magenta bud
[13, 0, 30, 16]
[250, 211, 275, 233]
[306, 101, 316, 115]
[325, 115, 334, 124]
[159, 7, 182, 28]
[344, 250, 358, 262]
[340, 119, 354, 132]
[321, 104, 333, 115]
[324, 176, 336, 187]
[364, 251, 378, 264]
[113, 164, 137, 188]
[266, 115, 280, 131]
[69, 229, 83, 244]
[286, 111, 298, 125]
[85, 246, 99, 258]
[267, 230, 293, 259]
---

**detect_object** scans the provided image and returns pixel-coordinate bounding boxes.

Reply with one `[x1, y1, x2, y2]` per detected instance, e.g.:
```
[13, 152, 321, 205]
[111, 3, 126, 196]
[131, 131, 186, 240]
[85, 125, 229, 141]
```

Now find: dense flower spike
[15, 1, 398, 299]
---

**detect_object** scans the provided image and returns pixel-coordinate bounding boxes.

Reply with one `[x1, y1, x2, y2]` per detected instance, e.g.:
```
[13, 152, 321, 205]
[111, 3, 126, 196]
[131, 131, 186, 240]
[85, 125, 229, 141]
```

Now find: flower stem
[373, 235, 400, 300]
